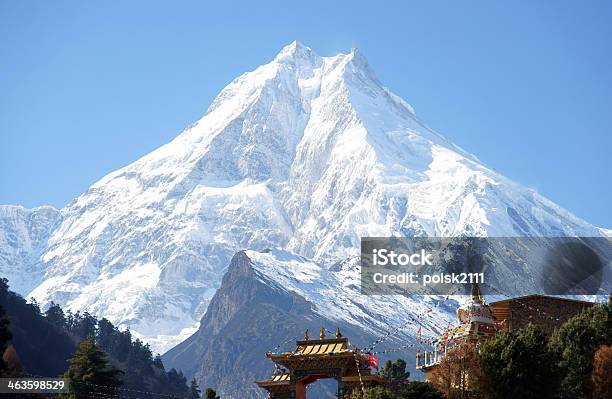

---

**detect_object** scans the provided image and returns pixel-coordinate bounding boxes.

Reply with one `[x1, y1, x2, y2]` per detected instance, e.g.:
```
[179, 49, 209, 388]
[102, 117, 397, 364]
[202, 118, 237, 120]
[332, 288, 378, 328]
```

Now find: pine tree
[164, 368, 190, 397]
[28, 297, 41, 314]
[0, 278, 8, 294]
[0, 305, 12, 375]
[189, 378, 201, 399]
[45, 302, 67, 328]
[549, 301, 611, 399]
[63, 337, 123, 399]
[95, 318, 118, 356]
[72, 312, 97, 341]
[379, 358, 410, 395]
[480, 324, 557, 399]
[153, 354, 165, 369]
[204, 388, 220, 399]
[115, 328, 132, 362]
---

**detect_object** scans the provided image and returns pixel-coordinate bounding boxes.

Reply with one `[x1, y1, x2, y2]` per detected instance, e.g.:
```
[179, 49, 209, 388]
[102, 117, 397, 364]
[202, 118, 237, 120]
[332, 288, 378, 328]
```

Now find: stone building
[490, 294, 593, 336]
[416, 284, 594, 379]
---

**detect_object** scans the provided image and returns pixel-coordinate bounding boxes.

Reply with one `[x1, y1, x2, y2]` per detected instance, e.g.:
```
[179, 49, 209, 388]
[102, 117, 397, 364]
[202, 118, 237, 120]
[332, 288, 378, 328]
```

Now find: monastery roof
[294, 337, 348, 355]
[489, 294, 595, 306]
[254, 373, 290, 387]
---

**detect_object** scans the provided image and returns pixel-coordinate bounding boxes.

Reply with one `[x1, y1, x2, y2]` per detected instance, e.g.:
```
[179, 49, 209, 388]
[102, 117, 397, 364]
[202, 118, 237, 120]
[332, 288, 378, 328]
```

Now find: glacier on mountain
[0, 41, 606, 353]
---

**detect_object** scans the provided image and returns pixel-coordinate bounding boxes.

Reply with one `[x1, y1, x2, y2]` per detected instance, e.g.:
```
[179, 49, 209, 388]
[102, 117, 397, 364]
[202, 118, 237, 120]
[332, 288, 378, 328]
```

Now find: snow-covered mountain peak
[2, 43, 604, 353]
[274, 40, 320, 65]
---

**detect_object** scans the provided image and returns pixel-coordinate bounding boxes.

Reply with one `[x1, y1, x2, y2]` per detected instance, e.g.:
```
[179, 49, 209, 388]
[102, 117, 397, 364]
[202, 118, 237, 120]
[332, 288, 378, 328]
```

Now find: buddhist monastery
[416, 283, 594, 379]
[416, 283, 496, 378]
[255, 327, 383, 398]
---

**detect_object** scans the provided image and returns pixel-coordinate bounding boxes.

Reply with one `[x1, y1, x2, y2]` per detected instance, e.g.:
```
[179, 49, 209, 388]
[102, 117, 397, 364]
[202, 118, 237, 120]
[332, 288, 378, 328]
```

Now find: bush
[592, 345, 612, 399]
[399, 381, 443, 399]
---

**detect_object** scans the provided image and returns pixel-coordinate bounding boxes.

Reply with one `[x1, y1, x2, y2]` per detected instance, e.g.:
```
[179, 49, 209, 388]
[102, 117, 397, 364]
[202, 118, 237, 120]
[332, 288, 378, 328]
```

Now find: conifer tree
[45, 302, 67, 328]
[189, 378, 201, 399]
[63, 337, 123, 399]
[73, 312, 97, 340]
[153, 354, 165, 369]
[549, 300, 611, 399]
[0, 305, 12, 375]
[204, 388, 220, 399]
[379, 358, 409, 395]
[399, 381, 444, 399]
[28, 298, 40, 314]
[480, 324, 557, 399]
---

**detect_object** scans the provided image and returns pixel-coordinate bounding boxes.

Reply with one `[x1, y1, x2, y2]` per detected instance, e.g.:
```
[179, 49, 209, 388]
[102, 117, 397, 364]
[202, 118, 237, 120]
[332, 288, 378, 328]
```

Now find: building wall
[491, 296, 593, 336]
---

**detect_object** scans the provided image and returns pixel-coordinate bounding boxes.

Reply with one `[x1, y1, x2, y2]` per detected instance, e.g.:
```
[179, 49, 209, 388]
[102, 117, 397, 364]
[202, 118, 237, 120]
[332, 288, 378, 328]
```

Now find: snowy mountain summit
[1, 42, 603, 352]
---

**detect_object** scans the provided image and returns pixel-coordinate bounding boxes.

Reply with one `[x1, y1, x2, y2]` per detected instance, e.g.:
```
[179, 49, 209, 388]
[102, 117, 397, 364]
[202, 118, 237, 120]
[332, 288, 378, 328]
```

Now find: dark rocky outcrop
[163, 251, 385, 398]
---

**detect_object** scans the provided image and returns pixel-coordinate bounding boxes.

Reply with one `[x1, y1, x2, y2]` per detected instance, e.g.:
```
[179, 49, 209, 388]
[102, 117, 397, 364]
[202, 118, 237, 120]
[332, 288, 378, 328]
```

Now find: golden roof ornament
[335, 327, 343, 338]
[304, 329, 309, 341]
[319, 327, 326, 339]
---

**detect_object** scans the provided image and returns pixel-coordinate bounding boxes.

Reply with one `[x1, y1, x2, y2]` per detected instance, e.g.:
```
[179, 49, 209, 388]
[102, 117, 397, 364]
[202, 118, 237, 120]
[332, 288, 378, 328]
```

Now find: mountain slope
[163, 249, 456, 398]
[0, 205, 61, 295]
[0, 279, 198, 398]
[0, 42, 604, 353]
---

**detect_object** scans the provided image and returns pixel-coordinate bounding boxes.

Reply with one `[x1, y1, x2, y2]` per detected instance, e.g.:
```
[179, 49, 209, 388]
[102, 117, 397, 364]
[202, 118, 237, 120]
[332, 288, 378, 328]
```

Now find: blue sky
[1, 1, 610, 228]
